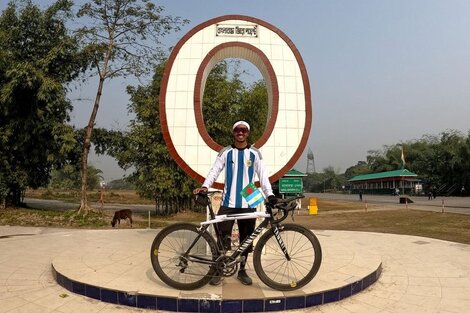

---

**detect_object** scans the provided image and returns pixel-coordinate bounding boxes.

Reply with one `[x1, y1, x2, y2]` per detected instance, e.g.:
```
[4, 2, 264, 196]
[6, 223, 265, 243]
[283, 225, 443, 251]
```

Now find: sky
[4, 0, 470, 181]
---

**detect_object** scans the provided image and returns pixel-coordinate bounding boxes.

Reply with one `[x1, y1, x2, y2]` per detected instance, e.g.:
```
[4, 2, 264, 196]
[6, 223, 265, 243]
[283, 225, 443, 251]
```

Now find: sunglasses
[233, 127, 249, 134]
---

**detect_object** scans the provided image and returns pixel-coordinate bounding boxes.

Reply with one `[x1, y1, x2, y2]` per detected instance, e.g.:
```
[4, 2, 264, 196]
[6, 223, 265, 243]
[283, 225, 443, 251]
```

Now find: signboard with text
[279, 178, 303, 194]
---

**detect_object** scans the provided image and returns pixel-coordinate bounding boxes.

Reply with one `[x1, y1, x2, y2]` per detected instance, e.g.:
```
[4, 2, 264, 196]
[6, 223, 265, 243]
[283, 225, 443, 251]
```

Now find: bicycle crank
[215, 255, 239, 277]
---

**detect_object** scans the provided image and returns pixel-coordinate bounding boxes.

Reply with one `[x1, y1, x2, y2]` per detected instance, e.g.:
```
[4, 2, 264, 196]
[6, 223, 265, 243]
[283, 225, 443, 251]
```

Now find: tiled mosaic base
[52, 263, 382, 312]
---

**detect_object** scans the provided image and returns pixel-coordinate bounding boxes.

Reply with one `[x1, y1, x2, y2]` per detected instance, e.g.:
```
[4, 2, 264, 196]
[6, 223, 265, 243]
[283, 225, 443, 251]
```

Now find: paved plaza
[1, 223, 470, 313]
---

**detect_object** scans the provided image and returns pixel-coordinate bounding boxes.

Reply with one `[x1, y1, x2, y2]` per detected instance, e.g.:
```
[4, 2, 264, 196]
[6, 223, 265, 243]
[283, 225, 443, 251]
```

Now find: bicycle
[150, 191, 322, 291]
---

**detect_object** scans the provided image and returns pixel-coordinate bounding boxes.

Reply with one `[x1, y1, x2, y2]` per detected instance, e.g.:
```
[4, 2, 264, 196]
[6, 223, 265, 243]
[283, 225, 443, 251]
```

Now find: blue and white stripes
[202, 145, 273, 209]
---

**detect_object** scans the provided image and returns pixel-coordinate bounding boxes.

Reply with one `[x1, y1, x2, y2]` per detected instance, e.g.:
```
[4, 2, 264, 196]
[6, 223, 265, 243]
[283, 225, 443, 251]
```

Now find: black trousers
[216, 206, 256, 260]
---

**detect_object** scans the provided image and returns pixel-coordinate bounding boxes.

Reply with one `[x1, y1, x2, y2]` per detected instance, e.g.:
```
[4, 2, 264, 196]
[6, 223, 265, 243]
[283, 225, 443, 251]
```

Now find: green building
[349, 169, 421, 195]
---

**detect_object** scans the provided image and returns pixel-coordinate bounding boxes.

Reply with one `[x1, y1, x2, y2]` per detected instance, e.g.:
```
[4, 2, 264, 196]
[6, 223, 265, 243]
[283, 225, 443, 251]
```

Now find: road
[23, 197, 156, 213]
[24, 193, 470, 215]
[306, 192, 470, 214]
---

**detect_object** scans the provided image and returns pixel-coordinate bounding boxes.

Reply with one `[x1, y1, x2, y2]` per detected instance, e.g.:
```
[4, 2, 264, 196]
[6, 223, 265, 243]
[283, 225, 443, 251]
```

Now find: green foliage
[304, 167, 347, 193]
[76, 0, 189, 80]
[106, 178, 135, 190]
[344, 161, 370, 180]
[49, 164, 103, 190]
[108, 62, 199, 215]
[73, 0, 188, 212]
[0, 0, 83, 206]
[202, 60, 268, 146]
[344, 130, 470, 195]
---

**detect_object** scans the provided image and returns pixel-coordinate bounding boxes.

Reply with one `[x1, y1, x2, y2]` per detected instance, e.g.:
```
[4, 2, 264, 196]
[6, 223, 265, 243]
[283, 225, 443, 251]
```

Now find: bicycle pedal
[209, 276, 222, 286]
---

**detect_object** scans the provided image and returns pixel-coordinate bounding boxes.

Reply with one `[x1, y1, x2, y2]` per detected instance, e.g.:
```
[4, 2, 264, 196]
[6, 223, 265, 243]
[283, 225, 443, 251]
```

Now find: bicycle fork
[272, 225, 291, 261]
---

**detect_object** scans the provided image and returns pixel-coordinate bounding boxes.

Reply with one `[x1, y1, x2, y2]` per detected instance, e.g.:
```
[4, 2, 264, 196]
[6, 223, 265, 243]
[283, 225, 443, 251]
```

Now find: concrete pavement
[1, 225, 469, 312]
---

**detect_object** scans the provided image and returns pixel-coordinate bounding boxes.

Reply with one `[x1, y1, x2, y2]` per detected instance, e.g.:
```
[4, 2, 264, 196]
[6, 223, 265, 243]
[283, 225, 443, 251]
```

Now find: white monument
[160, 15, 312, 189]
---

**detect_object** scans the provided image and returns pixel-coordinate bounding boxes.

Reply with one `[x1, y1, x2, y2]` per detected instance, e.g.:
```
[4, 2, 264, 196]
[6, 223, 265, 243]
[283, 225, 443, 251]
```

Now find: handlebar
[196, 190, 220, 196]
[193, 191, 220, 206]
[195, 191, 304, 223]
[266, 195, 305, 223]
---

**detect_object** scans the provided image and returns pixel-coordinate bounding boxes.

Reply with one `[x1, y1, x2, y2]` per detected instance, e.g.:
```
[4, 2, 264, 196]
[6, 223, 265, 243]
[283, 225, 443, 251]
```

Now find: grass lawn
[296, 205, 470, 245]
[1, 189, 468, 245]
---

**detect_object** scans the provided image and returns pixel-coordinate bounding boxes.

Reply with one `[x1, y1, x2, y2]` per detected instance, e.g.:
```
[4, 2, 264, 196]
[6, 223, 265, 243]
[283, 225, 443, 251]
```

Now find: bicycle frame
[181, 196, 291, 272]
[151, 193, 319, 291]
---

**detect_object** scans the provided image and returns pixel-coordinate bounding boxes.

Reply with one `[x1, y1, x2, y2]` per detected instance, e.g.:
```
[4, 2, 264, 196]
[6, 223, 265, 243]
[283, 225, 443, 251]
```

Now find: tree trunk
[12, 185, 21, 207]
[77, 76, 106, 215]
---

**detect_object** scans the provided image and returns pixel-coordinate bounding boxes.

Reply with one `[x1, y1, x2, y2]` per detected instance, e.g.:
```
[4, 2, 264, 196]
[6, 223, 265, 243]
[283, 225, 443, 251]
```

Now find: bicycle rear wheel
[150, 223, 218, 290]
[253, 224, 322, 291]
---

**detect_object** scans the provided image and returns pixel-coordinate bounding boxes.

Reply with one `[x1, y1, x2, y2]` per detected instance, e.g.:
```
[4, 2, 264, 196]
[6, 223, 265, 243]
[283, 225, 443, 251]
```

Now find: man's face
[233, 126, 250, 143]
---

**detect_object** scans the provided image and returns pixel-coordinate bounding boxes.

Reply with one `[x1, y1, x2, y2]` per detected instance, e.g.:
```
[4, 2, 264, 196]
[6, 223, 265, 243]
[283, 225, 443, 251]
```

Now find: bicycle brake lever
[291, 208, 295, 222]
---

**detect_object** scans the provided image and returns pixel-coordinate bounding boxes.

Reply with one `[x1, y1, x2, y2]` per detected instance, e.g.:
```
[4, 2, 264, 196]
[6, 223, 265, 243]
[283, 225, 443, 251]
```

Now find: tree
[431, 130, 470, 194]
[106, 178, 135, 189]
[322, 166, 344, 191]
[113, 62, 199, 215]
[303, 167, 345, 193]
[74, 0, 188, 214]
[350, 130, 470, 196]
[202, 60, 268, 146]
[0, 0, 82, 207]
[49, 164, 103, 190]
[239, 80, 269, 142]
[344, 161, 371, 180]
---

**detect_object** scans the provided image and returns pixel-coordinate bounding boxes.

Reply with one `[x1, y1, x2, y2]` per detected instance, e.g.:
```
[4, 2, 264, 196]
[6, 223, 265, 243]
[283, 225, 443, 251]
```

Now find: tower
[307, 148, 315, 174]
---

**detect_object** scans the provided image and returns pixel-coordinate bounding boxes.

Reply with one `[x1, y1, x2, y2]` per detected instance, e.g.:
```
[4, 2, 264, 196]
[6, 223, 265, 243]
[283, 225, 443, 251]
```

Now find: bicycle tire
[150, 223, 218, 290]
[253, 224, 322, 291]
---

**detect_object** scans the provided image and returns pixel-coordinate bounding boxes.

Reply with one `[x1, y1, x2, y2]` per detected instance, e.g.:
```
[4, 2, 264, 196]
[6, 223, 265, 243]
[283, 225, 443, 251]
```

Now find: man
[193, 120, 277, 285]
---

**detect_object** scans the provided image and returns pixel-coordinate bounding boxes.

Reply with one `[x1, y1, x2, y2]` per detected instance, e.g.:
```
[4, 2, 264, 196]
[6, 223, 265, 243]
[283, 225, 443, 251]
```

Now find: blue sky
[3, 0, 470, 181]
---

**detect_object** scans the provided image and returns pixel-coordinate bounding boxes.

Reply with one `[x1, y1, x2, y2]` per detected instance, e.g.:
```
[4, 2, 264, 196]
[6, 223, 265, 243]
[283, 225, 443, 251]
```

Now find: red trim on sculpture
[159, 15, 313, 188]
[194, 42, 279, 152]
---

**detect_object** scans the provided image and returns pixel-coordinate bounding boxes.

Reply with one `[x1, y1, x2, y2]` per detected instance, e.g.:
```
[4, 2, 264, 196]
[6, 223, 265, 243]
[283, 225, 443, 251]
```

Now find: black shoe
[237, 270, 252, 285]
[209, 275, 222, 286]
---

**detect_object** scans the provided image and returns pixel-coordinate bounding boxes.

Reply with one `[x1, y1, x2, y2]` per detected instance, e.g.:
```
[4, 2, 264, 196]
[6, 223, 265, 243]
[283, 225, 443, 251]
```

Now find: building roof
[284, 169, 307, 177]
[349, 169, 418, 182]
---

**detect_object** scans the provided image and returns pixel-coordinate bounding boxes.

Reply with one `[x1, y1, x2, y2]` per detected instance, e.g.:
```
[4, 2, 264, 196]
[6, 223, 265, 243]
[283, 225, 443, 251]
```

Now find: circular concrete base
[52, 229, 381, 312]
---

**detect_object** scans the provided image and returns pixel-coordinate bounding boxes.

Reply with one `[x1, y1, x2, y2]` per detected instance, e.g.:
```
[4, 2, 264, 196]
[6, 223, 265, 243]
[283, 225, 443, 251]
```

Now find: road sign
[279, 178, 303, 193]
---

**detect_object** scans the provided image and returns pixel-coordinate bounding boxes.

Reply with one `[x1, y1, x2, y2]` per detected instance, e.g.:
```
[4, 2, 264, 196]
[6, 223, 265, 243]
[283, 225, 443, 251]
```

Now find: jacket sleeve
[202, 150, 226, 189]
[254, 150, 274, 197]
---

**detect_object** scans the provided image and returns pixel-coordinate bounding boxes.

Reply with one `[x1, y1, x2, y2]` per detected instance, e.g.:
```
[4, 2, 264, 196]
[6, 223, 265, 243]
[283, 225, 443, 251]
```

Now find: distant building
[349, 169, 420, 195]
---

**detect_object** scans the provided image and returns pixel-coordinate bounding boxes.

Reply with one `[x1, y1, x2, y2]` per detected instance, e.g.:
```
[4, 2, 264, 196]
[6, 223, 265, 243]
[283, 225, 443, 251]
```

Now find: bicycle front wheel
[150, 223, 218, 290]
[253, 224, 322, 291]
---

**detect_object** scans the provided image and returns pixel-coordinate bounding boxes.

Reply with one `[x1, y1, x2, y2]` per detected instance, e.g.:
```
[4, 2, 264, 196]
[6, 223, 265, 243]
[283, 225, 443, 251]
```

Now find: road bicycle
[150, 191, 322, 291]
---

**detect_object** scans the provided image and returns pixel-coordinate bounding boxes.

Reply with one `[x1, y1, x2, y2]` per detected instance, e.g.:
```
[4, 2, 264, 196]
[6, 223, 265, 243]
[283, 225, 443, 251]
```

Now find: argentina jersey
[221, 147, 258, 208]
[202, 145, 273, 209]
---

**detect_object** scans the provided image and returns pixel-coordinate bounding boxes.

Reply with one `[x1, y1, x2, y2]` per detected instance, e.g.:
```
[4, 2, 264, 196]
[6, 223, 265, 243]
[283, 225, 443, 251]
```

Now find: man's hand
[267, 195, 278, 205]
[193, 187, 208, 195]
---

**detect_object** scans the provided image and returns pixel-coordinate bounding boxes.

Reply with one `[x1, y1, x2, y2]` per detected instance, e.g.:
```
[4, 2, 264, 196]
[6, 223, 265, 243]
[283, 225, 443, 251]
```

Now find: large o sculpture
[160, 15, 312, 190]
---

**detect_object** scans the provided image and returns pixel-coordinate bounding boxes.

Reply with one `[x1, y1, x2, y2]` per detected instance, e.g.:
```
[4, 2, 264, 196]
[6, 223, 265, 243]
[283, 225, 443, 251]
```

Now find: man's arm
[252, 149, 274, 197]
[201, 149, 227, 189]
[193, 148, 228, 195]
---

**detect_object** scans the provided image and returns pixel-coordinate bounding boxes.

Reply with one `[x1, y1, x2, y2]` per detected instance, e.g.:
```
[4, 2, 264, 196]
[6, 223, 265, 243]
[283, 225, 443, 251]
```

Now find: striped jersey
[202, 145, 274, 208]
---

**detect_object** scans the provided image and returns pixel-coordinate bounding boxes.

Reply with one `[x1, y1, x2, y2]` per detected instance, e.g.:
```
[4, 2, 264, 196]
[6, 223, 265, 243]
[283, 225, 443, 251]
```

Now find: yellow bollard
[308, 197, 318, 215]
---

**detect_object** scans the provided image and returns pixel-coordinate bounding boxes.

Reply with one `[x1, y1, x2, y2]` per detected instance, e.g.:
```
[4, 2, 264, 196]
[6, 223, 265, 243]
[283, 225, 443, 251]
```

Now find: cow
[111, 209, 133, 228]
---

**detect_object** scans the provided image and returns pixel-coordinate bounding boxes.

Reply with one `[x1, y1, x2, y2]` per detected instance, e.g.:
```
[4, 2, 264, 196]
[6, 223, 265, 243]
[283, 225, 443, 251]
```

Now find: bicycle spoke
[254, 225, 322, 290]
[158, 232, 210, 283]
[151, 223, 217, 289]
